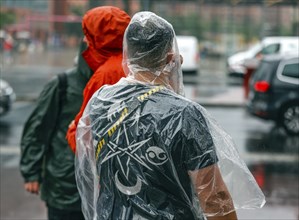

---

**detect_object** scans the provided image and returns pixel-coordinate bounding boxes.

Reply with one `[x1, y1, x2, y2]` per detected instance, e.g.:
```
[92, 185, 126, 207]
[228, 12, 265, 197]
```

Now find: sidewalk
[196, 86, 245, 107]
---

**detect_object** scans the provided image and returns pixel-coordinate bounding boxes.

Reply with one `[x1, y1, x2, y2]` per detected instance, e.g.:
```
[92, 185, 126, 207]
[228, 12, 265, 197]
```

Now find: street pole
[225, 4, 235, 57]
[123, 0, 131, 15]
[260, 0, 266, 39]
[89, 0, 102, 9]
[141, 0, 151, 11]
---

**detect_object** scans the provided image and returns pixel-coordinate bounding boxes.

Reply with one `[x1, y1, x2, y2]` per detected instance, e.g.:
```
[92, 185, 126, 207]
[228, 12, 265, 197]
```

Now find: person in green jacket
[19, 39, 93, 220]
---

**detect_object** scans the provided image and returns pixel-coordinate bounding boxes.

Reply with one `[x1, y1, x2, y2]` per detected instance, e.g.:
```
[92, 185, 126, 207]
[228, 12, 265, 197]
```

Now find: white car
[177, 35, 200, 75]
[227, 36, 299, 77]
[0, 79, 16, 116]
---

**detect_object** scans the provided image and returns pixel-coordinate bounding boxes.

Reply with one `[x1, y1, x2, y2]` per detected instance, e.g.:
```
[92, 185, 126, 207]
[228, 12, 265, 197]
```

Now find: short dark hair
[125, 15, 174, 70]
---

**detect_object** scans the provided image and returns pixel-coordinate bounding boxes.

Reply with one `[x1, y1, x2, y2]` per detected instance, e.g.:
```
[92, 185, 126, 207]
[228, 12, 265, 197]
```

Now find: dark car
[0, 79, 16, 116]
[247, 54, 299, 135]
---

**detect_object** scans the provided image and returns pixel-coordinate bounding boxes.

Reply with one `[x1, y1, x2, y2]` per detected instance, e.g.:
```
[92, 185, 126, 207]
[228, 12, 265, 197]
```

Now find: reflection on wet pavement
[246, 125, 299, 208]
[246, 126, 299, 154]
[0, 120, 11, 141]
[0, 102, 35, 146]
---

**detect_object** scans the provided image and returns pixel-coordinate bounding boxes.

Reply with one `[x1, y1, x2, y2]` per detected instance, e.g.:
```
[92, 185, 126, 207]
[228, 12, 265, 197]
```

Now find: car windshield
[262, 44, 280, 55]
[247, 43, 262, 56]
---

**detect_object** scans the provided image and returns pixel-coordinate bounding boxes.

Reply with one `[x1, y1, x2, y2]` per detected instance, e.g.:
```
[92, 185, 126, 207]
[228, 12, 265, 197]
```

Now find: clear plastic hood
[122, 11, 185, 96]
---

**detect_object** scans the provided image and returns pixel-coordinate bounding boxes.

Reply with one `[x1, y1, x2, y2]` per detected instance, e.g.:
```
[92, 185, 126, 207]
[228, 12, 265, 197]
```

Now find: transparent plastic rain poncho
[75, 12, 265, 220]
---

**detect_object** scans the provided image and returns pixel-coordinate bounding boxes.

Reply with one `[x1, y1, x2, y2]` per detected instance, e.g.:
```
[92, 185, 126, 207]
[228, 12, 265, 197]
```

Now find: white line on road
[0, 146, 20, 155]
[243, 152, 299, 164]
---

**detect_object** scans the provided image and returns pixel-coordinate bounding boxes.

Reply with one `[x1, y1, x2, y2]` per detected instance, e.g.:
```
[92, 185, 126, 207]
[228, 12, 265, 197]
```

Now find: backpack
[42, 72, 68, 174]
[57, 72, 67, 113]
[47, 73, 67, 144]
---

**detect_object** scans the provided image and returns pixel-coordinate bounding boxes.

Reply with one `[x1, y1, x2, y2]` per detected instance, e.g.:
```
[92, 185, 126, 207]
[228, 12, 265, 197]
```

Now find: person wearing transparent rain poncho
[75, 12, 265, 220]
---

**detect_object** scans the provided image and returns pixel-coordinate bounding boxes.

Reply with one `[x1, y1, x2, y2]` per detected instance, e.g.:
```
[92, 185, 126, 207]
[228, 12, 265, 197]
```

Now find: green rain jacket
[20, 41, 93, 210]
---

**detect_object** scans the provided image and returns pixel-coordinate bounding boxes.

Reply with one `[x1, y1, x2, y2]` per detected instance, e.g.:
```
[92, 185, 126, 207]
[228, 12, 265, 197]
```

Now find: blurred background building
[0, 0, 298, 55]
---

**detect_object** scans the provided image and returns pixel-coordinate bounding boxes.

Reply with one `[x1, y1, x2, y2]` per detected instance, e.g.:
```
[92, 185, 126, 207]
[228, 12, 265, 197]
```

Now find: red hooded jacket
[66, 6, 130, 152]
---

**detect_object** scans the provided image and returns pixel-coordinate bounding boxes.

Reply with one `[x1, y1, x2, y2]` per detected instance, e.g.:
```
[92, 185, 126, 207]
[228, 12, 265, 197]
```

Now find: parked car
[227, 36, 299, 77]
[0, 79, 16, 116]
[246, 54, 299, 135]
[177, 35, 200, 75]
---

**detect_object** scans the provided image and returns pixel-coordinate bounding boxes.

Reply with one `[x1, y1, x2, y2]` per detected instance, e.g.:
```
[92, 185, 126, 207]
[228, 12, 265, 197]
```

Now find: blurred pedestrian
[75, 11, 265, 220]
[19, 38, 93, 220]
[3, 33, 14, 64]
[66, 6, 131, 153]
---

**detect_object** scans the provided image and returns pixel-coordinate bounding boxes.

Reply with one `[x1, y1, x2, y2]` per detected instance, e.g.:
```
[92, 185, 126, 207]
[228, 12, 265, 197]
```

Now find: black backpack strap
[57, 72, 67, 114]
[45, 73, 68, 150]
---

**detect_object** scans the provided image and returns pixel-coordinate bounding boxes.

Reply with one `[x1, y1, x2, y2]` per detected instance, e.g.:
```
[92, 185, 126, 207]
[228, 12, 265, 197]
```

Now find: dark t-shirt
[89, 82, 218, 220]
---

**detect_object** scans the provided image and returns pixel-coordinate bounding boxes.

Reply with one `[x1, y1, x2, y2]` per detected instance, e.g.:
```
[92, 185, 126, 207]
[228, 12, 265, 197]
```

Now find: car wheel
[280, 104, 299, 135]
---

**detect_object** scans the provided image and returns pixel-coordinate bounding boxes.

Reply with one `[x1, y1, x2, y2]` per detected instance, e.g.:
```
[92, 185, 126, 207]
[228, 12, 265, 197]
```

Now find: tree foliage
[0, 10, 16, 29]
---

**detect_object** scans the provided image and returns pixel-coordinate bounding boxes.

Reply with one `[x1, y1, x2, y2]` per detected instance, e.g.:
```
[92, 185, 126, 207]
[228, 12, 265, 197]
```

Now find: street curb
[198, 102, 245, 108]
[16, 96, 38, 102]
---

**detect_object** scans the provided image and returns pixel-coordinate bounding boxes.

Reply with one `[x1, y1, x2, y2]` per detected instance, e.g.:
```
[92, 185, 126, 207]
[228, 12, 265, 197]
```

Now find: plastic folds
[75, 79, 265, 220]
[75, 11, 265, 220]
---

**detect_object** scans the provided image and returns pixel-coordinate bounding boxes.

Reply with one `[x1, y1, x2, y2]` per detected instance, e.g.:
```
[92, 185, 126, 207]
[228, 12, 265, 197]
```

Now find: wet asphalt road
[0, 50, 298, 220]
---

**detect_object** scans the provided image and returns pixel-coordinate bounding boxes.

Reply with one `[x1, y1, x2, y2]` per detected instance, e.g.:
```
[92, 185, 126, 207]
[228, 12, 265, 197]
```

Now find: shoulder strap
[57, 72, 67, 113]
[44, 73, 68, 149]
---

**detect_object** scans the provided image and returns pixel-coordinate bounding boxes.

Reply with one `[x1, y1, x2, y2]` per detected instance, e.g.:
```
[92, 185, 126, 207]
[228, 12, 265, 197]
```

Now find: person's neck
[134, 71, 168, 86]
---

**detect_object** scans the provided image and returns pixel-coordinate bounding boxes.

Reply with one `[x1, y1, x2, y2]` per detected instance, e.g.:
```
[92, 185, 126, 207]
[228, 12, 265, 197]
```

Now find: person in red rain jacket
[66, 6, 131, 152]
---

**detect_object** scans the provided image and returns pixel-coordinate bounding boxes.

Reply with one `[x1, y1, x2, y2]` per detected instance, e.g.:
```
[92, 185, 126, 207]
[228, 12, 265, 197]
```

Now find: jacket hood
[82, 6, 131, 71]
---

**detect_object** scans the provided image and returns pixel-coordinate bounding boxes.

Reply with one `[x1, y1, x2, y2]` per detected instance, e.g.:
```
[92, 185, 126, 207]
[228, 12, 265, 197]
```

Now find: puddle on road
[246, 125, 299, 209]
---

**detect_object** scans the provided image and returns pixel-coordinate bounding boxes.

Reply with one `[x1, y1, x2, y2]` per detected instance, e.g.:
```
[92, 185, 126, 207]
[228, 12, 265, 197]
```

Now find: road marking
[0, 146, 20, 155]
[243, 153, 299, 164]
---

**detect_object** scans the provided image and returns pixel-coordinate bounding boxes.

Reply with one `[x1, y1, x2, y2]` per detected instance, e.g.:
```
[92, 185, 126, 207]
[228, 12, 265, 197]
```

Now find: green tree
[0, 10, 16, 29]
[210, 17, 221, 34]
[167, 14, 205, 41]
